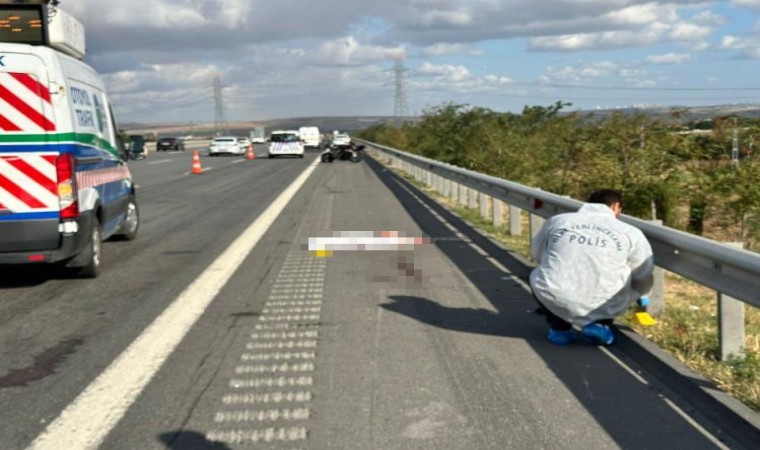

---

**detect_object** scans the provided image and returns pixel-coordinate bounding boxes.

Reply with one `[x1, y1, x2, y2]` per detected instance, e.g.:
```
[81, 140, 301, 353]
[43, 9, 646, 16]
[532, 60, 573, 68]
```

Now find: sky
[57, 0, 760, 124]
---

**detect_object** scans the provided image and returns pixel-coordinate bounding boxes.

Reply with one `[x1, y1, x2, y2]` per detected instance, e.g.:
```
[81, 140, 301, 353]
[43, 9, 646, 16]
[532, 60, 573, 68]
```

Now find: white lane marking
[499, 272, 532, 292]
[276, 275, 325, 280]
[266, 301, 323, 307]
[263, 307, 322, 315]
[27, 159, 321, 450]
[241, 352, 316, 362]
[598, 347, 731, 450]
[230, 376, 314, 388]
[222, 391, 312, 405]
[258, 315, 321, 323]
[206, 427, 308, 444]
[468, 243, 489, 256]
[247, 340, 318, 350]
[270, 288, 323, 295]
[183, 166, 215, 176]
[253, 323, 320, 331]
[214, 408, 311, 423]
[231, 158, 246, 164]
[147, 159, 172, 165]
[250, 331, 320, 339]
[272, 282, 325, 288]
[660, 398, 732, 450]
[268, 294, 323, 300]
[234, 363, 316, 374]
[599, 347, 649, 385]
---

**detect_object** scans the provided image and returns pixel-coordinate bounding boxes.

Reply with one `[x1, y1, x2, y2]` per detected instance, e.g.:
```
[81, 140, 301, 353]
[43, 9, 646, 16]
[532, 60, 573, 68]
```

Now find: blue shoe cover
[581, 323, 615, 345]
[547, 328, 576, 345]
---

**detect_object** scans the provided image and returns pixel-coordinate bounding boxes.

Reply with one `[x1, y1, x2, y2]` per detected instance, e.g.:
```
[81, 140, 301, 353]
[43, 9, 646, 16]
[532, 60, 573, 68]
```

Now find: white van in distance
[298, 126, 321, 148]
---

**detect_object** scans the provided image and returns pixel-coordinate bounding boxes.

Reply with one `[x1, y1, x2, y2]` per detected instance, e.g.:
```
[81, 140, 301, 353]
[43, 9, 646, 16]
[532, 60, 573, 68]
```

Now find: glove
[637, 296, 651, 307]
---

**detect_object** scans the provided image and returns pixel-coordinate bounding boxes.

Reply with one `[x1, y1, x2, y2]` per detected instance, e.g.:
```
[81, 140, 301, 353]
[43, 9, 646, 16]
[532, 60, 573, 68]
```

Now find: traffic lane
[99, 159, 718, 449]
[298, 161, 617, 449]
[0, 154, 318, 449]
[127, 152, 251, 191]
[355, 156, 738, 449]
[98, 157, 330, 449]
[40, 154, 729, 449]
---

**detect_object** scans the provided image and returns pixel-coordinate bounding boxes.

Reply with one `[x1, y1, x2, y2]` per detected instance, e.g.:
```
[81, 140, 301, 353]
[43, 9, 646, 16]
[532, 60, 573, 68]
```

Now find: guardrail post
[509, 205, 522, 236]
[449, 180, 458, 203]
[648, 220, 665, 317]
[468, 188, 478, 209]
[480, 194, 491, 220]
[493, 199, 504, 227]
[719, 242, 746, 361]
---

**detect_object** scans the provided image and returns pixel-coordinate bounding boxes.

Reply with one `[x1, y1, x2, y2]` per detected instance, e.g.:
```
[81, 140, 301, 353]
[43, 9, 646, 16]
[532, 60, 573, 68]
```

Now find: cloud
[418, 62, 471, 82]
[718, 34, 760, 58]
[315, 36, 405, 65]
[55, 1, 750, 122]
[527, 3, 716, 52]
[542, 61, 621, 83]
[730, 0, 760, 9]
[646, 53, 692, 64]
[422, 43, 467, 57]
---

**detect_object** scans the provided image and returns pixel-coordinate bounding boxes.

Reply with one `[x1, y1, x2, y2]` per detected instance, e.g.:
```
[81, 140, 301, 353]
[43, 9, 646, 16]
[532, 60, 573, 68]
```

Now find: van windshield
[271, 134, 299, 143]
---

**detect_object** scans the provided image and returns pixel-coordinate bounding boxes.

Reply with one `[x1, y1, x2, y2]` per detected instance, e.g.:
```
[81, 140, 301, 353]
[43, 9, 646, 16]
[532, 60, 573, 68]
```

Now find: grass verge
[392, 164, 760, 412]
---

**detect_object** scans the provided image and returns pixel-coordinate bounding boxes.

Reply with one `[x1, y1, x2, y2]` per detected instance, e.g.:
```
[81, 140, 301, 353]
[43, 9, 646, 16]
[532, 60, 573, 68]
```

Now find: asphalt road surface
[0, 145, 757, 450]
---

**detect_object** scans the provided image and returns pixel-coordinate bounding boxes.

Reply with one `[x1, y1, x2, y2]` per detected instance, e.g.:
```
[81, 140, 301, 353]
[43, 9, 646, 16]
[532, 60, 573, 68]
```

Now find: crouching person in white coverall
[529, 189, 654, 346]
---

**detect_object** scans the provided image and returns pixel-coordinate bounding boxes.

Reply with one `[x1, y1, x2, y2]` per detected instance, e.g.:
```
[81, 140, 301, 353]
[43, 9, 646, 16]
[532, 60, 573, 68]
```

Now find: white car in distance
[332, 133, 351, 146]
[209, 136, 245, 156]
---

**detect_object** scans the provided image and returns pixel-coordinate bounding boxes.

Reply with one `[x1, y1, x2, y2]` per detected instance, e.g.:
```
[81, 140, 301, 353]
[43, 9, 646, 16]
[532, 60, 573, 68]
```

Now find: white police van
[0, 4, 139, 277]
[268, 130, 304, 158]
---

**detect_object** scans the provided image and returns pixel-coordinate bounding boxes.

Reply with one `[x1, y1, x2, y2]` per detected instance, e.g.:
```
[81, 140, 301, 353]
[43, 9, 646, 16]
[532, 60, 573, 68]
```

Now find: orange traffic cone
[246, 144, 255, 160]
[191, 150, 203, 174]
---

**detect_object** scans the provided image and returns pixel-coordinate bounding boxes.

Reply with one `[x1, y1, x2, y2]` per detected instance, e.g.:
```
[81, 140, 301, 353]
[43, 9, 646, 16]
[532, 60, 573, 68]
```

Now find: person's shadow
[381, 295, 541, 340]
[158, 431, 232, 450]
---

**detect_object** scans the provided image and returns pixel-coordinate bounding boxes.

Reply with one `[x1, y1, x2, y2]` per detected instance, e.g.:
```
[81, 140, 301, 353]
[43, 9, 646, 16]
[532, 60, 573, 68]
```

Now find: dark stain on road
[0, 337, 84, 388]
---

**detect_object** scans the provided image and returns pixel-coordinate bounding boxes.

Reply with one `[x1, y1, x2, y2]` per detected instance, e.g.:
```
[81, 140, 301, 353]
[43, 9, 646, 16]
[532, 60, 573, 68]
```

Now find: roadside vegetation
[361, 102, 760, 411]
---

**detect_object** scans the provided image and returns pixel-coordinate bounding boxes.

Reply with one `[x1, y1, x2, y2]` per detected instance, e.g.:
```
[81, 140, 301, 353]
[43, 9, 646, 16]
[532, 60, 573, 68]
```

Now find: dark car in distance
[157, 137, 185, 151]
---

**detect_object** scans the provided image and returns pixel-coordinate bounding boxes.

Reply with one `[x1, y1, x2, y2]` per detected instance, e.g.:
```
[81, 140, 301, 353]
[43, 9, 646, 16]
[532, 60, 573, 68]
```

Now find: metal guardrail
[358, 139, 760, 311]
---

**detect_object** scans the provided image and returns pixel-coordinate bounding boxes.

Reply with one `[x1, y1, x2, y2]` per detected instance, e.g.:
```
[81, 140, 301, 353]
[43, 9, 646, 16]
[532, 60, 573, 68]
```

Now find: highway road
[0, 144, 757, 449]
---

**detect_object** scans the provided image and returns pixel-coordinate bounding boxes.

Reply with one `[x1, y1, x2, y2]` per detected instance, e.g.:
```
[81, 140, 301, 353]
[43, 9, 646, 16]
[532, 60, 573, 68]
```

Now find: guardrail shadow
[364, 155, 759, 450]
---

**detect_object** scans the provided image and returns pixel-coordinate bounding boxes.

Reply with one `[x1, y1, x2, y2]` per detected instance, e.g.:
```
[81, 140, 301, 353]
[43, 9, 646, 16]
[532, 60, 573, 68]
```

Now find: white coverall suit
[530, 203, 654, 326]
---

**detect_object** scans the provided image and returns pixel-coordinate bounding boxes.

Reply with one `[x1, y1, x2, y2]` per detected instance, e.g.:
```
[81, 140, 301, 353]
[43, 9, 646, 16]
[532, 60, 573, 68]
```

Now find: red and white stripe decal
[0, 153, 58, 213]
[0, 72, 56, 132]
[77, 165, 132, 190]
